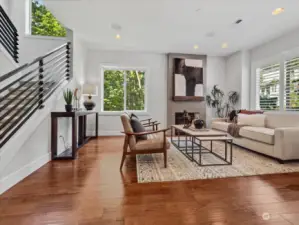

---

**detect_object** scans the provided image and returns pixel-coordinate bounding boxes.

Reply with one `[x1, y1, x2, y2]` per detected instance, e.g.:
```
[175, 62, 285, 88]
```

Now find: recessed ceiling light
[272, 8, 284, 15]
[222, 43, 228, 49]
[116, 34, 121, 39]
[194, 45, 199, 49]
[235, 19, 243, 24]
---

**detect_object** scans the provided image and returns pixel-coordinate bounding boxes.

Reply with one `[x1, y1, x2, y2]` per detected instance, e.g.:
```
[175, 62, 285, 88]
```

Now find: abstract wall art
[173, 58, 204, 101]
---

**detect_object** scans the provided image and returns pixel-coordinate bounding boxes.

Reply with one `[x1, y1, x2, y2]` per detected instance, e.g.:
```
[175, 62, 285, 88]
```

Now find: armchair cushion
[130, 117, 147, 141]
[135, 133, 170, 151]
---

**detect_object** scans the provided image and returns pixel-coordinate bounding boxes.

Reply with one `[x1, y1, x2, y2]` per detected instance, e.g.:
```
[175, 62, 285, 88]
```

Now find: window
[30, 0, 66, 37]
[284, 57, 299, 111]
[256, 63, 280, 111]
[102, 68, 146, 112]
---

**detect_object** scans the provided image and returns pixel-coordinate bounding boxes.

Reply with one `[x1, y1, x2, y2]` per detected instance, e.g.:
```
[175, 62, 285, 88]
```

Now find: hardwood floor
[1, 137, 299, 225]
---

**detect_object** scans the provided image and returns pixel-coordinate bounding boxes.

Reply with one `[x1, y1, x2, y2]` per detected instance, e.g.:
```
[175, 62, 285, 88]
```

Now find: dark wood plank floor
[1, 137, 299, 225]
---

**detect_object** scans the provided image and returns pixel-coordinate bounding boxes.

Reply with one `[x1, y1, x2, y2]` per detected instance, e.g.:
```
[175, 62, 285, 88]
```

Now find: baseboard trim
[0, 153, 51, 195]
[87, 130, 123, 136]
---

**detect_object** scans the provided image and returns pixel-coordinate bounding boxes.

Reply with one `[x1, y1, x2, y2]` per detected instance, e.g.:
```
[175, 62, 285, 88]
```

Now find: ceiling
[44, 0, 299, 56]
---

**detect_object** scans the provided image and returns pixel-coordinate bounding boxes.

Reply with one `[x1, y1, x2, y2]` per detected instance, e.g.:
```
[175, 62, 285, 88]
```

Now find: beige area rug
[136, 140, 299, 183]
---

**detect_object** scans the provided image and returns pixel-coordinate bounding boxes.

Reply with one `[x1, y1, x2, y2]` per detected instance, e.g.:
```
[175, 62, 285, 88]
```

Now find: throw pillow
[239, 110, 264, 115]
[130, 113, 138, 119]
[228, 110, 238, 123]
[130, 117, 147, 141]
[237, 113, 266, 127]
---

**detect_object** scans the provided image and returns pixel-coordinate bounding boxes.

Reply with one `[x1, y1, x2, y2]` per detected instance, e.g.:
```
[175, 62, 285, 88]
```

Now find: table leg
[51, 117, 58, 159]
[95, 113, 98, 137]
[225, 140, 227, 161]
[230, 140, 233, 164]
[171, 127, 173, 143]
[191, 136, 194, 161]
[185, 135, 187, 154]
[72, 117, 77, 159]
[211, 141, 213, 152]
[83, 115, 87, 139]
[78, 116, 84, 146]
[199, 140, 202, 165]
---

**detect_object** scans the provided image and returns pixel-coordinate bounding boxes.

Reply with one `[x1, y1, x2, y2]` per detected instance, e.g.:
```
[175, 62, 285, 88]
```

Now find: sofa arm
[274, 127, 299, 160]
[211, 118, 227, 122]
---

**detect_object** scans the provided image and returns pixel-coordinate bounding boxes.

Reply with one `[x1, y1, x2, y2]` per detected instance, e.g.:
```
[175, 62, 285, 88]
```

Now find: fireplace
[174, 112, 197, 135]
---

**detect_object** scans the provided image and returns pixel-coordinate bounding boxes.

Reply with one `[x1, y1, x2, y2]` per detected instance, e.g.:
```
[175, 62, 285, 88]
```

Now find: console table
[51, 111, 98, 160]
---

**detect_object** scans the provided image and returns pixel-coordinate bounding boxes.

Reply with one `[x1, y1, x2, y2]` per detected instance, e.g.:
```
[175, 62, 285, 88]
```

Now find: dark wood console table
[51, 111, 98, 160]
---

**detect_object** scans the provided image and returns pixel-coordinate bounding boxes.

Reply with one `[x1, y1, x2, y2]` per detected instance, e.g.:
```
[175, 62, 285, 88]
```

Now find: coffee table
[171, 125, 233, 166]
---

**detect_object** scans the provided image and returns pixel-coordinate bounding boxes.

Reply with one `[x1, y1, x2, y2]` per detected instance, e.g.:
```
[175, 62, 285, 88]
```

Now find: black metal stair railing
[0, 5, 19, 63]
[0, 42, 71, 148]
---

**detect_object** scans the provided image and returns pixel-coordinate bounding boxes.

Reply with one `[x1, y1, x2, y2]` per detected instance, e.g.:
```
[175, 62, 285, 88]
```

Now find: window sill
[24, 34, 67, 41]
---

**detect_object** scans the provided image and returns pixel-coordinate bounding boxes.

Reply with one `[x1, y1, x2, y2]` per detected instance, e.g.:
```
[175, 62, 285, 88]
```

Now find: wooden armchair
[120, 113, 170, 170]
[125, 112, 160, 131]
[141, 118, 161, 131]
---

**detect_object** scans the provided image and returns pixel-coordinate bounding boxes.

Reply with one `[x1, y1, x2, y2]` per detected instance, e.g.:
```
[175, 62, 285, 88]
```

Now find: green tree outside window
[103, 69, 145, 111]
[31, 0, 66, 37]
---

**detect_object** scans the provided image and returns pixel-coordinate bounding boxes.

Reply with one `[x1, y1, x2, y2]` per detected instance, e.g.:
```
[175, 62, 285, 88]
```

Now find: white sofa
[211, 112, 299, 162]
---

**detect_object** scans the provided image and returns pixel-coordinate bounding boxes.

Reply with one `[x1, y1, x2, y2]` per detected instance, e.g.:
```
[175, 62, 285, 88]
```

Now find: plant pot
[65, 104, 73, 112]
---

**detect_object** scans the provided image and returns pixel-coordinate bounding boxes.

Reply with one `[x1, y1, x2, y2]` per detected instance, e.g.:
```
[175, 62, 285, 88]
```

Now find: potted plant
[63, 89, 73, 112]
[206, 85, 239, 118]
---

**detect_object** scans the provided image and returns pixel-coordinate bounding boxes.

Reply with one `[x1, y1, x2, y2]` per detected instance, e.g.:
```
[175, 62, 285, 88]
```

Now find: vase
[193, 119, 205, 129]
[65, 104, 73, 112]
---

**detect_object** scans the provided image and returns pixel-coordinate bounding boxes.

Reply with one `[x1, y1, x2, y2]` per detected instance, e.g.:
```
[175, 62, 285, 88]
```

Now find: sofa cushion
[237, 114, 266, 127]
[211, 121, 230, 132]
[265, 112, 299, 129]
[239, 126, 275, 145]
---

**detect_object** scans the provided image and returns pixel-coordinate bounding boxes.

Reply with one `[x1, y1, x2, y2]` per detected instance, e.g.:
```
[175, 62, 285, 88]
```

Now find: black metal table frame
[170, 126, 233, 166]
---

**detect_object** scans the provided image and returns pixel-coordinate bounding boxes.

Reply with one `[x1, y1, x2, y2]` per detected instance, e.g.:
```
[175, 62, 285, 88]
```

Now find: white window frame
[25, 0, 67, 40]
[100, 65, 148, 115]
[252, 48, 299, 112]
[255, 62, 281, 111]
[284, 55, 299, 111]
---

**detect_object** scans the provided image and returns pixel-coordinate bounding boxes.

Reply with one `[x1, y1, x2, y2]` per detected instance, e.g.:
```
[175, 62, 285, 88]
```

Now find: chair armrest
[143, 121, 160, 127]
[121, 128, 170, 136]
[139, 118, 152, 123]
[274, 127, 299, 160]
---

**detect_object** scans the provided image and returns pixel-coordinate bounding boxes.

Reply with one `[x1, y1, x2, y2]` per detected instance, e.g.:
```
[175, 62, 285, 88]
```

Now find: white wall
[250, 28, 299, 109]
[226, 52, 242, 109]
[225, 50, 251, 110]
[85, 50, 167, 136]
[0, 45, 18, 76]
[9, 0, 67, 64]
[0, 0, 10, 16]
[73, 34, 87, 85]
[241, 51, 250, 109]
[206, 56, 226, 126]
[0, 81, 74, 194]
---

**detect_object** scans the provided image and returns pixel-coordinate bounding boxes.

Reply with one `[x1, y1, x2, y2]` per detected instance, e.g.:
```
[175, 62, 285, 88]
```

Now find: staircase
[0, 1, 72, 149]
[0, 43, 72, 148]
[0, 5, 19, 63]
[0, 3, 74, 195]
